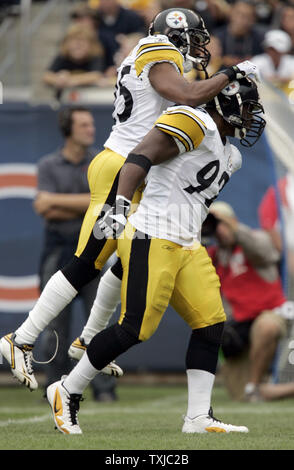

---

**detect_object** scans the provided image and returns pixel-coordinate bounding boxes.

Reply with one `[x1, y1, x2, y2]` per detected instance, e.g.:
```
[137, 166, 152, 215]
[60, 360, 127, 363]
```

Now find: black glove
[217, 60, 260, 82]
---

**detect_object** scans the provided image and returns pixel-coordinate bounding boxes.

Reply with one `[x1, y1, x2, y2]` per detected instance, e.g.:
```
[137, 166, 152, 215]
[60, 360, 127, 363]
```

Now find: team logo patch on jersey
[221, 81, 240, 96]
[166, 11, 187, 29]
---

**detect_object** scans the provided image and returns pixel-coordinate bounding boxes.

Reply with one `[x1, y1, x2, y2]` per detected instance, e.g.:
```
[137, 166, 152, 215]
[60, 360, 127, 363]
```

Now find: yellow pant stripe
[118, 224, 225, 341]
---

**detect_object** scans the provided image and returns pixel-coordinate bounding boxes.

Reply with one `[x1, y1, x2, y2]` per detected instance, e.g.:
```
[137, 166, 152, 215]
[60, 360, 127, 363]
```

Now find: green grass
[0, 382, 294, 450]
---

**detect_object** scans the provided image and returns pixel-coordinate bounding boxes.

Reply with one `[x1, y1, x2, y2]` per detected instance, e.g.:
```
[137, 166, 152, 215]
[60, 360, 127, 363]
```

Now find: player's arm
[117, 127, 179, 201]
[96, 128, 178, 239]
[97, 107, 205, 239]
[135, 38, 258, 107]
[148, 61, 258, 107]
[149, 62, 228, 106]
[118, 106, 206, 200]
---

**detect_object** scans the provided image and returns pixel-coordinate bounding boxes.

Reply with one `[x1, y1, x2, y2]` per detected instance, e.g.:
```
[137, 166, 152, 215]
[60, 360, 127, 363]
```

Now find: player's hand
[219, 60, 260, 83]
[234, 60, 260, 81]
[95, 196, 131, 239]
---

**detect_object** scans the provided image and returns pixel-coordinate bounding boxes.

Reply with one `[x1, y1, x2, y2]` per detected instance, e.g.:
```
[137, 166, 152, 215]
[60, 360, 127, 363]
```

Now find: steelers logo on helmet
[221, 81, 240, 97]
[165, 10, 187, 29]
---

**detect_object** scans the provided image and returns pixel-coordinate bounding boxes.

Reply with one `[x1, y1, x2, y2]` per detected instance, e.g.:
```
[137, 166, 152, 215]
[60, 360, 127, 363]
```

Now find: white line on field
[0, 393, 186, 427]
[1, 403, 294, 428]
[0, 393, 187, 415]
[0, 415, 49, 427]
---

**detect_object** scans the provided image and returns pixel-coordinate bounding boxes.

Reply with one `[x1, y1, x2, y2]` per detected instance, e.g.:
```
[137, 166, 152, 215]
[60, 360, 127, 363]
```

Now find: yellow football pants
[118, 223, 226, 341]
[75, 149, 142, 270]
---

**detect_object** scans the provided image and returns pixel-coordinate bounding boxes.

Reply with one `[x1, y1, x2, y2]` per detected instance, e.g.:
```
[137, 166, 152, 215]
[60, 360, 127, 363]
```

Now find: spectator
[160, 0, 229, 33]
[194, 0, 230, 33]
[43, 24, 110, 100]
[70, 3, 98, 34]
[205, 201, 294, 402]
[116, 0, 156, 10]
[91, 0, 146, 69]
[279, 3, 294, 54]
[193, 34, 223, 80]
[251, 30, 294, 90]
[135, 0, 161, 30]
[113, 32, 145, 68]
[252, 0, 279, 27]
[34, 106, 117, 402]
[214, 1, 265, 67]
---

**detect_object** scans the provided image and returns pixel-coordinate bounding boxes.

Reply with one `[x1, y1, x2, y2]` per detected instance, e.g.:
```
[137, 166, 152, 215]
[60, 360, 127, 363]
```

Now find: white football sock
[186, 369, 215, 418]
[63, 351, 98, 395]
[15, 270, 77, 345]
[81, 267, 121, 345]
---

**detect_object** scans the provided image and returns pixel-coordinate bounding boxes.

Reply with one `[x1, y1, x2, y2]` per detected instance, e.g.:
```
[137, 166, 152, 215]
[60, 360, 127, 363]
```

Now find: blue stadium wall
[0, 103, 277, 372]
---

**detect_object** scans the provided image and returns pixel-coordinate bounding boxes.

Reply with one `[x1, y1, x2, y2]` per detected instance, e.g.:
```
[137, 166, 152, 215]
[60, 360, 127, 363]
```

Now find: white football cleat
[47, 379, 83, 435]
[68, 337, 124, 377]
[182, 407, 249, 434]
[0, 333, 38, 391]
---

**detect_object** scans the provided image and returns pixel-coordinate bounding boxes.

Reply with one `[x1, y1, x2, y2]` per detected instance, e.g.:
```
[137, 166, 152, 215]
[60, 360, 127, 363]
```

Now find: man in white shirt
[251, 29, 294, 84]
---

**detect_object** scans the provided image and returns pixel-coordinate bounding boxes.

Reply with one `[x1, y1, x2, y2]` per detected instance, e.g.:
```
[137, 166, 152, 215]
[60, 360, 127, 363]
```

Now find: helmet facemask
[167, 23, 211, 73]
[184, 26, 211, 72]
[235, 100, 266, 147]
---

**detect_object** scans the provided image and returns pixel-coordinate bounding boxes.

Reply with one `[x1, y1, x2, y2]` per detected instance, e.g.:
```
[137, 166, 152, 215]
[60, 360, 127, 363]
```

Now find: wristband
[217, 65, 245, 82]
[126, 153, 152, 173]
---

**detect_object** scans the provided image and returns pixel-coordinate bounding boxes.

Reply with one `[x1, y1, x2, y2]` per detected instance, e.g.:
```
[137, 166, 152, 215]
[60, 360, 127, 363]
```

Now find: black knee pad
[186, 322, 224, 374]
[221, 324, 247, 358]
[87, 323, 140, 371]
[61, 256, 100, 291]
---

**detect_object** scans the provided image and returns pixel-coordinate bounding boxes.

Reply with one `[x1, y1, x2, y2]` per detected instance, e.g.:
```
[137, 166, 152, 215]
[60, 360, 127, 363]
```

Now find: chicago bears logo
[166, 11, 187, 29]
[0, 163, 37, 199]
[0, 163, 39, 312]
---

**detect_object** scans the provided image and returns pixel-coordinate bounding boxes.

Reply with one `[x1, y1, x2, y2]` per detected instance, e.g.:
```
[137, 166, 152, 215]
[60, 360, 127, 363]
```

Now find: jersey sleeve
[154, 107, 207, 153]
[134, 36, 184, 78]
[229, 144, 242, 174]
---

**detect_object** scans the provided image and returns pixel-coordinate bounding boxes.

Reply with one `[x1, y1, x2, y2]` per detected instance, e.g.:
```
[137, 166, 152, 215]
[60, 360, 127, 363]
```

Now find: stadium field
[0, 381, 294, 451]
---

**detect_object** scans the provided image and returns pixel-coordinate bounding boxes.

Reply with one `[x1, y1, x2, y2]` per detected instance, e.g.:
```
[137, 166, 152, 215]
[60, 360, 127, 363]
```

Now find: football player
[46, 77, 266, 434]
[0, 7, 258, 391]
[68, 7, 260, 366]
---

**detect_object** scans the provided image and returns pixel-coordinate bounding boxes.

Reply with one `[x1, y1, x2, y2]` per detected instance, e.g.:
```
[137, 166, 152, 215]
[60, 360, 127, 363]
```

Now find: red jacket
[209, 245, 286, 322]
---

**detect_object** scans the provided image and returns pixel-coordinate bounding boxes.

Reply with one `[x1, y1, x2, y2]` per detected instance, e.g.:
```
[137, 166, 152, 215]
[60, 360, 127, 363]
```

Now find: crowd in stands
[39, 0, 294, 100]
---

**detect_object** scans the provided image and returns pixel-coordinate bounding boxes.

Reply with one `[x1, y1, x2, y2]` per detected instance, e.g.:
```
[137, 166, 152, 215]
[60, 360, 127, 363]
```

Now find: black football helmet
[208, 77, 266, 147]
[149, 8, 210, 72]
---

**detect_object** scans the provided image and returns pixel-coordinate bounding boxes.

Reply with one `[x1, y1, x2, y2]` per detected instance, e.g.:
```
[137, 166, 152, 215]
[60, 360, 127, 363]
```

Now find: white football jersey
[129, 105, 242, 246]
[104, 34, 184, 158]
